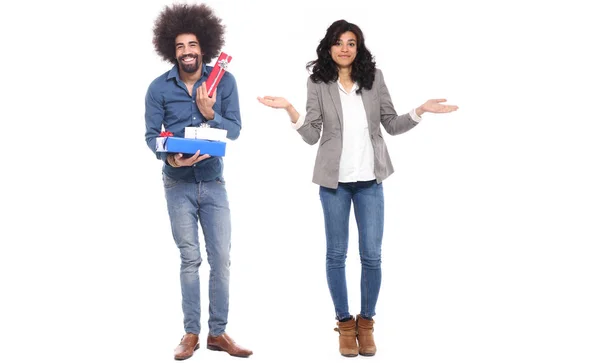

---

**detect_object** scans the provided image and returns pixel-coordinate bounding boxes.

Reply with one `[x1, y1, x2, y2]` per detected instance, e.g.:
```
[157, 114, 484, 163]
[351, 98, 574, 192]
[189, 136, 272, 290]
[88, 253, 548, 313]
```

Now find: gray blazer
[297, 68, 419, 189]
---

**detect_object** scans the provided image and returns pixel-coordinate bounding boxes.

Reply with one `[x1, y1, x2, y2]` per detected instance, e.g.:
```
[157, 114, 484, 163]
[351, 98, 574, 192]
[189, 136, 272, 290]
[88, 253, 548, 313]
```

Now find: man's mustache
[178, 54, 198, 61]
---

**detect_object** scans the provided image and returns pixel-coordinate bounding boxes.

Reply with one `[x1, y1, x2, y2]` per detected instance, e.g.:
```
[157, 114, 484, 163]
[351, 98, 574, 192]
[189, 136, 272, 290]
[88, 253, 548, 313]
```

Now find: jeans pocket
[162, 173, 180, 189]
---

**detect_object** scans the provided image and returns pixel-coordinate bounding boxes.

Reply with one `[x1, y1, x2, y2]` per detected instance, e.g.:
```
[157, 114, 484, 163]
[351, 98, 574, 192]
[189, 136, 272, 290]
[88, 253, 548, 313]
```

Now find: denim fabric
[163, 173, 231, 336]
[319, 180, 384, 320]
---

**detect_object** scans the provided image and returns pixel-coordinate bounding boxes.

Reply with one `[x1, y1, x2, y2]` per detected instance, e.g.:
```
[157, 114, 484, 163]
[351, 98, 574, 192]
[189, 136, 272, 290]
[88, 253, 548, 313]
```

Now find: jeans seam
[363, 263, 369, 316]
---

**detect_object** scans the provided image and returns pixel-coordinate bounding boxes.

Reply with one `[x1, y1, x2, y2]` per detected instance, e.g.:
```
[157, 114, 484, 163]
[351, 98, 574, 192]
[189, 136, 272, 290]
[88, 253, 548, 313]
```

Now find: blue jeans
[319, 180, 384, 320]
[163, 173, 231, 336]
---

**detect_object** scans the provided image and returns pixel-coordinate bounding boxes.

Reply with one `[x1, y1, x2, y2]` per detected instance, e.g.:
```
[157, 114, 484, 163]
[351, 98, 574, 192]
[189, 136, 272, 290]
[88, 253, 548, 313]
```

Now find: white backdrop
[1, 0, 599, 362]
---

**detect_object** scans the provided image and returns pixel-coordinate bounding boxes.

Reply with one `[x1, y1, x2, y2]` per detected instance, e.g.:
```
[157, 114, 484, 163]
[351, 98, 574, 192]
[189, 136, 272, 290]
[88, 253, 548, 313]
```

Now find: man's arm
[144, 86, 170, 164]
[198, 72, 242, 140]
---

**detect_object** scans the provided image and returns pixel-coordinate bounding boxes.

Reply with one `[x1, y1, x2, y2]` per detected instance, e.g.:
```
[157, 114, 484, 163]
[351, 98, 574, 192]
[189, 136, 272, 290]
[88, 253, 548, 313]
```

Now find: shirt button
[193, 117, 196, 120]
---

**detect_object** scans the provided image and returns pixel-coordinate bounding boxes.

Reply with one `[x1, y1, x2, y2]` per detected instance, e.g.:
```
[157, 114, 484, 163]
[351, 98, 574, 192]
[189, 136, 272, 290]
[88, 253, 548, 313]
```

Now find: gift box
[184, 126, 228, 141]
[206, 52, 232, 97]
[156, 135, 226, 157]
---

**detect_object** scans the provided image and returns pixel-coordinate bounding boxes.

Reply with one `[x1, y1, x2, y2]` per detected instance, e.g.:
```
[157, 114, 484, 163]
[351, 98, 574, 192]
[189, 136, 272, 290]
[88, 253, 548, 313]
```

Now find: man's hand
[416, 99, 459, 116]
[196, 82, 216, 120]
[168, 151, 211, 167]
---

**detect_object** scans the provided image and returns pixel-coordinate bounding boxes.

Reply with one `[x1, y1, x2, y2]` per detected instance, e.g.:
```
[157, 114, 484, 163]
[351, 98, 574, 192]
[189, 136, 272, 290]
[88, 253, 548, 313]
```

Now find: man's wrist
[202, 109, 215, 120]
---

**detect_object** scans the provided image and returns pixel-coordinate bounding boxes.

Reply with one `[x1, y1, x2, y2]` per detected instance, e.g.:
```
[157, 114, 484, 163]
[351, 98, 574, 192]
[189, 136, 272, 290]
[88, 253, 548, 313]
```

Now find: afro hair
[153, 3, 225, 65]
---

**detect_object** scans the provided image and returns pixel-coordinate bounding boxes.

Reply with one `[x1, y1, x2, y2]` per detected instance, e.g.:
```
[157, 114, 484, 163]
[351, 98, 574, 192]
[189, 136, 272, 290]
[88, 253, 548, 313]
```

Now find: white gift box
[184, 126, 228, 142]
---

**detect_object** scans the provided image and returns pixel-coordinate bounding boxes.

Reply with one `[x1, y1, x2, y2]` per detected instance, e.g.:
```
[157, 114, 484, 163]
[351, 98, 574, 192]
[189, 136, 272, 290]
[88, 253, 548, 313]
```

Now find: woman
[258, 19, 458, 357]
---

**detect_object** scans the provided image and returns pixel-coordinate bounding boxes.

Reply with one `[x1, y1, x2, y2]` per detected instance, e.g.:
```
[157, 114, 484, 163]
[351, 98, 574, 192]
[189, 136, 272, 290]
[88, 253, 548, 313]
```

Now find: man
[145, 4, 252, 360]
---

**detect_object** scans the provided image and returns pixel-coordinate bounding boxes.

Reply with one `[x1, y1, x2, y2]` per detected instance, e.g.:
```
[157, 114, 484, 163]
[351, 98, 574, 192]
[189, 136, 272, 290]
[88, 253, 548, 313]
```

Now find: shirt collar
[167, 63, 208, 82]
[337, 80, 358, 95]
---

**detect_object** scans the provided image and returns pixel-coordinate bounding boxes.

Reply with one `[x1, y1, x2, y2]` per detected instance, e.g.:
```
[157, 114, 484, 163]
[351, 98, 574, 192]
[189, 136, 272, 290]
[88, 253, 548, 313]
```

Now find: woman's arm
[257, 78, 324, 145]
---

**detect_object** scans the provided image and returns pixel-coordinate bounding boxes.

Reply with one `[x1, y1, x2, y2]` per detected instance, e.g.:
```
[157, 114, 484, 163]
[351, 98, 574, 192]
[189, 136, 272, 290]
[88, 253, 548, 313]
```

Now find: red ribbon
[160, 131, 173, 137]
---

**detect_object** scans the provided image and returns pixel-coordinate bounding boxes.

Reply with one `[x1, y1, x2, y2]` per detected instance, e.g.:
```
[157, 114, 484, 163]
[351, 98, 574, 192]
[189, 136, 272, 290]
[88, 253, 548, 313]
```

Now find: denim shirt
[145, 64, 241, 183]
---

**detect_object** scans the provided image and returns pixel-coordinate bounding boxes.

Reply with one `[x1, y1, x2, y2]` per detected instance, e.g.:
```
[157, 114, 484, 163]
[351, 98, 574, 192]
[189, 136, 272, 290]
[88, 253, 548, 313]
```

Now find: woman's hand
[257, 96, 291, 109]
[257, 96, 300, 124]
[416, 99, 459, 116]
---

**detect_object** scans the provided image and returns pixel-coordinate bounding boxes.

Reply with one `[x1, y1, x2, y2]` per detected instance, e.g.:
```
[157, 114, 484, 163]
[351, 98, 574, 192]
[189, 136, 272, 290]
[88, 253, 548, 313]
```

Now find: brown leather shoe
[174, 333, 199, 361]
[356, 315, 376, 356]
[207, 333, 253, 358]
[334, 317, 358, 357]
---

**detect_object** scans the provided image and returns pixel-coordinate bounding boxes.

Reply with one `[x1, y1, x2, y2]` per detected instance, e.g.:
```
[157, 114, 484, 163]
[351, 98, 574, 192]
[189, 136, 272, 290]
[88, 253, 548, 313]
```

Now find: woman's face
[330, 31, 357, 68]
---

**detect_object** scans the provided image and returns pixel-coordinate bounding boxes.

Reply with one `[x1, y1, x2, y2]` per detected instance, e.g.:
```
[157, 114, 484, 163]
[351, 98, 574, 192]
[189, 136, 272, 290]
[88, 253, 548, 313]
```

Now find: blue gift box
[156, 137, 226, 157]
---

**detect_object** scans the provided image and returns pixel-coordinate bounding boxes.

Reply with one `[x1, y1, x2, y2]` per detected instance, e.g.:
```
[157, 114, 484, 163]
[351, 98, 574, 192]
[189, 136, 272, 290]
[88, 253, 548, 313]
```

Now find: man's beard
[178, 54, 200, 73]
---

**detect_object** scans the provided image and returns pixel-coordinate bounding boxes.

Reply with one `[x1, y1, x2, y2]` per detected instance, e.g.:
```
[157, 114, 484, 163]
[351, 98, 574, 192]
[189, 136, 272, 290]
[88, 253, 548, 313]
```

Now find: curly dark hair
[152, 3, 225, 65]
[306, 20, 376, 93]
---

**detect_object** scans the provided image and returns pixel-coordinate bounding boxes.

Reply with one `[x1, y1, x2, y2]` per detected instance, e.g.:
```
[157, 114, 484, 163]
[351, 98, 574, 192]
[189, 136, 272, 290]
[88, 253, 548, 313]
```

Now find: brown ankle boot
[356, 315, 376, 356]
[334, 317, 358, 357]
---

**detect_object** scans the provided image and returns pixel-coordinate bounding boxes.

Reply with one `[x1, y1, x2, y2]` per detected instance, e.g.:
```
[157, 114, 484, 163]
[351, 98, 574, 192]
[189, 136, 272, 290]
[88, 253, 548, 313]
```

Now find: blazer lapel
[360, 87, 374, 124]
[328, 81, 343, 128]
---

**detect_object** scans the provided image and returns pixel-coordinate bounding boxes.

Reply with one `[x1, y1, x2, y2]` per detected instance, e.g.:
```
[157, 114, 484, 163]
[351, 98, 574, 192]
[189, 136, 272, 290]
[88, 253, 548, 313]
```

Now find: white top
[293, 81, 422, 183]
